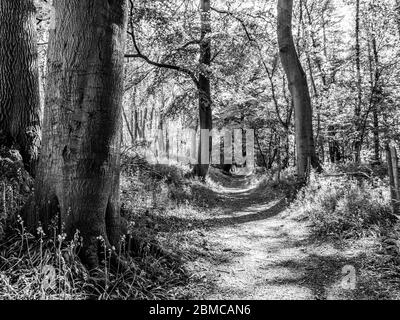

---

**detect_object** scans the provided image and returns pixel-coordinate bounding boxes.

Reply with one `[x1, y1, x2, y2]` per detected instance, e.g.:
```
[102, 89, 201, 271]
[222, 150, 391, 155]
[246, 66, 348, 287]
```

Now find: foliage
[290, 168, 394, 239]
[0, 148, 33, 240]
[0, 218, 188, 300]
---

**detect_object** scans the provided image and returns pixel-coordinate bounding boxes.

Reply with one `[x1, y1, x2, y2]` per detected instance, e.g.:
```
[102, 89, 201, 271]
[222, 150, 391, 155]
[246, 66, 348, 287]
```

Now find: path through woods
[182, 171, 388, 300]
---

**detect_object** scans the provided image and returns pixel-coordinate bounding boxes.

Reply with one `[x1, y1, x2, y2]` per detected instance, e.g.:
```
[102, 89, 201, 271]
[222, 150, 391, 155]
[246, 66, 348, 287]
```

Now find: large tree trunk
[194, 0, 212, 179]
[277, 0, 319, 181]
[0, 0, 41, 175]
[26, 0, 128, 268]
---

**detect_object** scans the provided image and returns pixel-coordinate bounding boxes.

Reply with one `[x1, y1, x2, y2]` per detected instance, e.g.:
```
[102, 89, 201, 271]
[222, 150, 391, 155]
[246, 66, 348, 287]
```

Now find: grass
[283, 163, 400, 299]
[0, 215, 191, 300]
[0, 150, 222, 300]
[289, 166, 394, 240]
[2, 148, 400, 300]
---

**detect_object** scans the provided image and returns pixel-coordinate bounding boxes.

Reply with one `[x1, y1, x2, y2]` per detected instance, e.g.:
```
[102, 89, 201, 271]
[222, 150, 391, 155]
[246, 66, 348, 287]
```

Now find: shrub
[0, 147, 33, 240]
[291, 172, 393, 239]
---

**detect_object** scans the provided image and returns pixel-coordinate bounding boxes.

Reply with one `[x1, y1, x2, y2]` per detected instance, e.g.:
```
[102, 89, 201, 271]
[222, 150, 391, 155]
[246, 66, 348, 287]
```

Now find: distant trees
[0, 0, 41, 175]
[27, 0, 128, 268]
[277, 0, 319, 180]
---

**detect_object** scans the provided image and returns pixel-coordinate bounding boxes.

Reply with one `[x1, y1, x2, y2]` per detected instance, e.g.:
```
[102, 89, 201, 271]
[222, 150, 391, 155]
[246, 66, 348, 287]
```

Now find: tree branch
[125, 0, 199, 88]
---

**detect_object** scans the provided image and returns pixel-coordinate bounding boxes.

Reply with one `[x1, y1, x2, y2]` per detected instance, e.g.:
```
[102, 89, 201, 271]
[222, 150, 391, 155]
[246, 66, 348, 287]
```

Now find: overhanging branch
[125, 0, 199, 88]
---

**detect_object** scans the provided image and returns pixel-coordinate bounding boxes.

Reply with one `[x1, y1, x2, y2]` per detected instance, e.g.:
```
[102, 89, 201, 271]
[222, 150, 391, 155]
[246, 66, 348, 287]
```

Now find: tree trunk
[194, 0, 212, 179]
[131, 87, 137, 143]
[370, 36, 381, 163]
[396, 0, 400, 38]
[328, 125, 341, 163]
[26, 0, 128, 269]
[354, 0, 362, 163]
[0, 0, 41, 175]
[277, 0, 319, 181]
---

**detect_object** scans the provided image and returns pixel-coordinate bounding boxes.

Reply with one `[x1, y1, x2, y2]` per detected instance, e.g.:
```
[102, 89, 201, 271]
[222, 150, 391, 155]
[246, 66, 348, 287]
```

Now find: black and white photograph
[0, 0, 400, 310]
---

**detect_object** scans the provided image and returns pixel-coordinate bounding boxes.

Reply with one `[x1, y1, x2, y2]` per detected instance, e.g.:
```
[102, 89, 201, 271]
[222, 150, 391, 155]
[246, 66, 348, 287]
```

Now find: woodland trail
[187, 172, 378, 300]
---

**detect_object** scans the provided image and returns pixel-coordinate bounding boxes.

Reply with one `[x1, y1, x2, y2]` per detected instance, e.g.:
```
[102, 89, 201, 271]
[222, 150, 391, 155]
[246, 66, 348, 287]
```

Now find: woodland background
[0, 0, 400, 300]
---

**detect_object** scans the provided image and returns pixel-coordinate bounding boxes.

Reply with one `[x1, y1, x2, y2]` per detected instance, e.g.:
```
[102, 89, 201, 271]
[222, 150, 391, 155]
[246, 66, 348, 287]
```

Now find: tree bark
[26, 0, 128, 269]
[369, 36, 381, 163]
[0, 0, 41, 175]
[396, 0, 400, 38]
[194, 0, 213, 179]
[354, 0, 362, 163]
[277, 0, 319, 181]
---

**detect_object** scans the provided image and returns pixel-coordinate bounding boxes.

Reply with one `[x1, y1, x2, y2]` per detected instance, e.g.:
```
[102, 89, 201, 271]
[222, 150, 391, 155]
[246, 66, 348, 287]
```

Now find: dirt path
[185, 173, 382, 300]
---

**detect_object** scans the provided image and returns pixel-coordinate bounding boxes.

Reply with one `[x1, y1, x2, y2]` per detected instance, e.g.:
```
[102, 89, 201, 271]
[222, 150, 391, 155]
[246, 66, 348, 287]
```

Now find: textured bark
[387, 144, 400, 215]
[0, 0, 41, 175]
[369, 37, 381, 163]
[194, 0, 212, 179]
[354, 0, 362, 163]
[396, 0, 400, 40]
[27, 0, 128, 268]
[328, 125, 341, 163]
[277, 0, 319, 180]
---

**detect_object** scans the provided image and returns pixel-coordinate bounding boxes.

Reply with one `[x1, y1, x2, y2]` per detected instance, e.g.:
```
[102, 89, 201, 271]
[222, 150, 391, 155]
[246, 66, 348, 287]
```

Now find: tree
[354, 0, 363, 163]
[396, 0, 400, 36]
[0, 0, 41, 175]
[277, 0, 319, 180]
[26, 0, 128, 268]
[194, 0, 213, 179]
[126, 0, 213, 179]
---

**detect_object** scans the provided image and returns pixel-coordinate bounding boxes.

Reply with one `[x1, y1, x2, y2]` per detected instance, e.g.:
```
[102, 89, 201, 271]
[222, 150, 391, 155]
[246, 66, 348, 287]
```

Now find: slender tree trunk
[194, 0, 212, 179]
[370, 37, 381, 163]
[255, 129, 268, 168]
[0, 0, 41, 175]
[26, 0, 128, 268]
[142, 107, 148, 141]
[277, 0, 319, 181]
[396, 0, 400, 38]
[122, 107, 134, 145]
[131, 87, 137, 143]
[328, 125, 341, 163]
[303, 2, 327, 164]
[354, 0, 363, 163]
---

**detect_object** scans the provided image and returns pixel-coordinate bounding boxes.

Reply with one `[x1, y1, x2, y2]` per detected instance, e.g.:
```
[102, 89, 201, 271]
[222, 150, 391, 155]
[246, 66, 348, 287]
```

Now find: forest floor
[156, 169, 400, 300]
[2, 149, 400, 299]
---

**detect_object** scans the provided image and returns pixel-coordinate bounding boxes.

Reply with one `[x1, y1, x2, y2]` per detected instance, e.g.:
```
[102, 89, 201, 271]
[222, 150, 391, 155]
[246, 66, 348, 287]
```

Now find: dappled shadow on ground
[263, 250, 396, 300]
[147, 170, 400, 300]
[139, 179, 287, 233]
[265, 253, 359, 299]
[154, 198, 286, 233]
[205, 198, 286, 226]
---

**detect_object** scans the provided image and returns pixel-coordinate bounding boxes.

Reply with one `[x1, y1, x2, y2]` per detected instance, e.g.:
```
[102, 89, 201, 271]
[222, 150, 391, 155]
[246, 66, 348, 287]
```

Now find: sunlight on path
[190, 173, 366, 300]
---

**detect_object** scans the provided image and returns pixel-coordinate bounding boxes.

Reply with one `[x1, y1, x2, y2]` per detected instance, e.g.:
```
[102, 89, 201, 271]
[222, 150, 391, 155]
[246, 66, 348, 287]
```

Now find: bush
[291, 172, 394, 239]
[0, 147, 33, 240]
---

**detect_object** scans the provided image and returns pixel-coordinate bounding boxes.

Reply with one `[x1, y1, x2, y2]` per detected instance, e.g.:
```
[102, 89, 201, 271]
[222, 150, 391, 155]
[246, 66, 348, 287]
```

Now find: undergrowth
[290, 167, 394, 240]
[0, 151, 208, 300]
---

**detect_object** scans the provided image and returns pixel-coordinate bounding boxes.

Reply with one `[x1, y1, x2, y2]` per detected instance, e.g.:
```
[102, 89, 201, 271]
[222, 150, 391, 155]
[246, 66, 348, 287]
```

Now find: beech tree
[0, 0, 41, 175]
[194, 0, 213, 179]
[277, 0, 319, 180]
[27, 0, 128, 268]
[126, 0, 213, 179]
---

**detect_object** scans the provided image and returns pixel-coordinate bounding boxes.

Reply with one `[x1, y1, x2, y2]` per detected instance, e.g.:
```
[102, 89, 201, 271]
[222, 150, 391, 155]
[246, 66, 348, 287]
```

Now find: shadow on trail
[152, 197, 287, 233]
[147, 172, 287, 233]
[264, 252, 394, 300]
